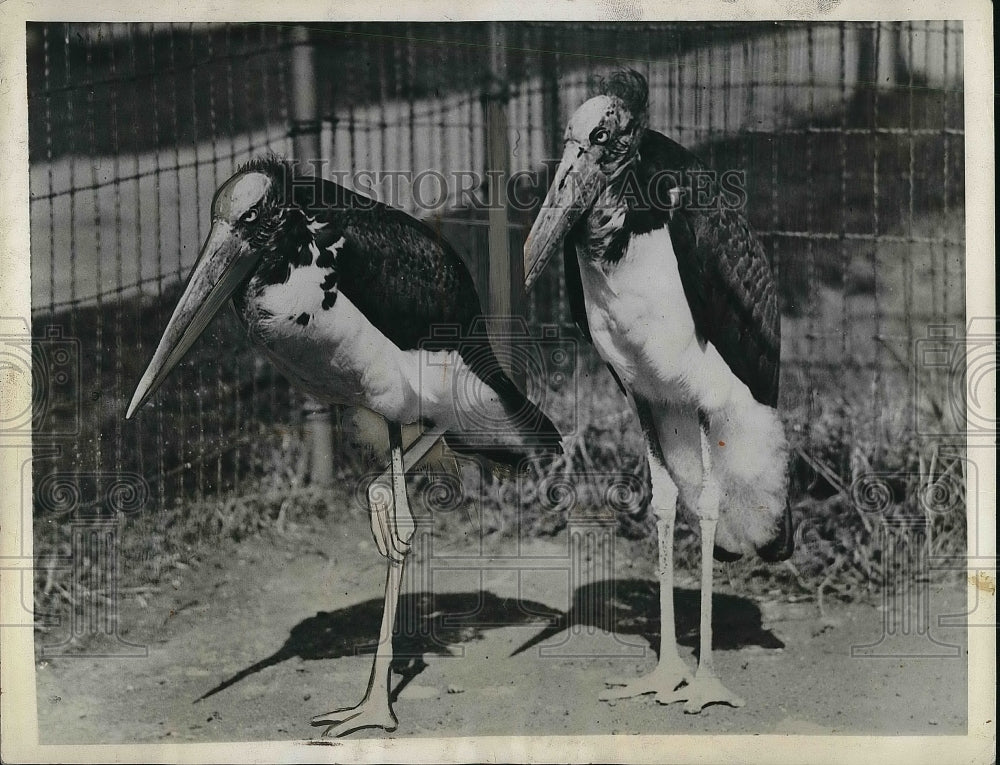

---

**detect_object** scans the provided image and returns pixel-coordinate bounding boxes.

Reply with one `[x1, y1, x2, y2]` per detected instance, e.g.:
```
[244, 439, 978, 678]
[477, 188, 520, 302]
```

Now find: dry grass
[32, 341, 969, 634]
[32, 111, 968, 628]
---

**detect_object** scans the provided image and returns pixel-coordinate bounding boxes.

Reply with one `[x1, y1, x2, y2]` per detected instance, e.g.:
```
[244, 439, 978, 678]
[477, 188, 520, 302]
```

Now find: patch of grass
[33, 464, 347, 641]
[32, 99, 967, 634]
[33, 338, 968, 642]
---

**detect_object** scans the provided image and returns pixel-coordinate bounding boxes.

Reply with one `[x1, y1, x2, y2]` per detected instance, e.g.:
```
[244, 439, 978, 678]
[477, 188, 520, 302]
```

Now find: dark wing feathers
[297, 178, 562, 457]
[669, 200, 780, 408]
[629, 130, 780, 408]
[323, 185, 483, 353]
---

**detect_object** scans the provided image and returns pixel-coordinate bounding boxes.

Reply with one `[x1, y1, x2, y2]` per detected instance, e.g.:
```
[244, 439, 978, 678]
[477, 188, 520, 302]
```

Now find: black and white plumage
[524, 70, 792, 713]
[130, 155, 560, 465]
[565, 128, 781, 408]
[127, 156, 562, 736]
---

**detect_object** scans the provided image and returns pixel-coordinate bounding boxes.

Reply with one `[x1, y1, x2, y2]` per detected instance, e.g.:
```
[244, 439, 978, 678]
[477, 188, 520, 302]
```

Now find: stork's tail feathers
[713, 500, 794, 562]
[756, 498, 794, 562]
[442, 366, 563, 473]
[708, 399, 794, 562]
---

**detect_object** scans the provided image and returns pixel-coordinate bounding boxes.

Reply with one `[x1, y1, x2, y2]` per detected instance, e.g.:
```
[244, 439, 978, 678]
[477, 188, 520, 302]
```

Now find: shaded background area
[26, 22, 968, 623]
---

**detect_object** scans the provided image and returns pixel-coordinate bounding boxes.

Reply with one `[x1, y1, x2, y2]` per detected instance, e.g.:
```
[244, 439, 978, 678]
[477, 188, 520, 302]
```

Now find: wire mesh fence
[29, 21, 966, 536]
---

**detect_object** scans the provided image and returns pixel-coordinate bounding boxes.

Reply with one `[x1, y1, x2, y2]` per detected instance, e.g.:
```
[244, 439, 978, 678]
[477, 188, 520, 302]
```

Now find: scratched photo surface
[27, 21, 970, 742]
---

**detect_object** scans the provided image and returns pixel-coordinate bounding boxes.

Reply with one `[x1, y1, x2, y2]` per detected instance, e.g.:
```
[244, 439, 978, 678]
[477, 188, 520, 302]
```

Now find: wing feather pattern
[626, 130, 780, 408]
[295, 178, 563, 457]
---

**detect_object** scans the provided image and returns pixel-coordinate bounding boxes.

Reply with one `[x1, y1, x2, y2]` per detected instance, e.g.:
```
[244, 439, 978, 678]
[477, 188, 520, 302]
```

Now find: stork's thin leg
[388, 423, 415, 551]
[312, 423, 424, 736]
[600, 496, 691, 702]
[367, 425, 444, 562]
[660, 426, 745, 713]
[367, 424, 413, 562]
[311, 558, 404, 736]
[601, 400, 691, 703]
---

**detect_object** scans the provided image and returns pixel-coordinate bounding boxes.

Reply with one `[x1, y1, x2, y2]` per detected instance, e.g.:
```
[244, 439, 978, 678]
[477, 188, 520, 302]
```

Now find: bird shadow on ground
[196, 579, 782, 703]
[509, 578, 784, 659]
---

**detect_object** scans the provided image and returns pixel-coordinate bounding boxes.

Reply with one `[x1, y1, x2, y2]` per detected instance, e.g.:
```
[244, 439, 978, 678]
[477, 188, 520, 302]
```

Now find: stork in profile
[524, 70, 793, 713]
[127, 156, 562, 736]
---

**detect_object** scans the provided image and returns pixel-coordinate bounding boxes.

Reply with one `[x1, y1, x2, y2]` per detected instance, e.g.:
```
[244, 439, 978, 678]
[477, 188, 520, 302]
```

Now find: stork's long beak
[523, 144, 605, 290]
[126, 222, 256, 419]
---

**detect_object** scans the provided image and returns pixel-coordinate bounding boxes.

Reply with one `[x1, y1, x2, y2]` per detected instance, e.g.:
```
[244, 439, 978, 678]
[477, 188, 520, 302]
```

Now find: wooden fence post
[541, 27, 562, 164]
[289, 24, 334, 488]
[483, 22, 524, 389]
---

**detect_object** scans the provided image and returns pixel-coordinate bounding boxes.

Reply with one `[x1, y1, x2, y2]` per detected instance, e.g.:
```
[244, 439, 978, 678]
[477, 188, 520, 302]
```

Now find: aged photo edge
[0, 0, 994, 762]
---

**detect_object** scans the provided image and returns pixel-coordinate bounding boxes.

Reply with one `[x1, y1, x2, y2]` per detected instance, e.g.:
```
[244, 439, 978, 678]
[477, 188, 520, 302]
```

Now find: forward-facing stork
[127, 156, 562, 736]
[524, 71, 793, 712]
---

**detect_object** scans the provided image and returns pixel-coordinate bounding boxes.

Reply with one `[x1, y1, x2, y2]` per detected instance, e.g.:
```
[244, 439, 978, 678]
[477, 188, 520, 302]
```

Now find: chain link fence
[29, 21, 965, 537]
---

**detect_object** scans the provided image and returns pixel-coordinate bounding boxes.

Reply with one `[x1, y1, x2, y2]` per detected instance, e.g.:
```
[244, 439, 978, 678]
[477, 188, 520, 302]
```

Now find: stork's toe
[311, 702, 398, 737]
[367, 485, 411, 563]
[599, 655, 691, 703]
[658, 671, 745, 713]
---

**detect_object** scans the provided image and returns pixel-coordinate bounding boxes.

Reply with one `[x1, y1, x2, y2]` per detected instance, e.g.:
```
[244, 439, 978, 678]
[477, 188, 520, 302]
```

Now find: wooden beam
[289, 24, 334, 488]
[483, 22, 524, 389]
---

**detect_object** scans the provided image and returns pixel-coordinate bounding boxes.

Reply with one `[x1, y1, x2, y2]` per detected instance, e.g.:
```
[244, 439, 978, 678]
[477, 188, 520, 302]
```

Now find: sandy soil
[35, 508, 968, 743]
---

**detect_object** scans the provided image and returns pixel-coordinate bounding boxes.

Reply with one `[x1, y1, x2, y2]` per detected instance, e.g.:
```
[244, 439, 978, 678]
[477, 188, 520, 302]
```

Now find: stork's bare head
[211, 156, 297, 234]
[524, 70, 649, 289]
[126, 158, 294, 418]
[564, 70, 648, 176]
[215, 170, 272, 226]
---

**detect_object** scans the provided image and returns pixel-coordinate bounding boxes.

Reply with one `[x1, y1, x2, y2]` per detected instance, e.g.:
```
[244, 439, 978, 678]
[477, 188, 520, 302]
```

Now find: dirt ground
[35, 507, 968, 743]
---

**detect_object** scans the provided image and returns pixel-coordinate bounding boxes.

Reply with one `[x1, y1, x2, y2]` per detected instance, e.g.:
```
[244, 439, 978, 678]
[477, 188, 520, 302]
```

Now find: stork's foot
[657, 670, 745, 714]
[367, 483, 411, 563]
[311, 700, 398, 737]
[599, 655, 691, 703]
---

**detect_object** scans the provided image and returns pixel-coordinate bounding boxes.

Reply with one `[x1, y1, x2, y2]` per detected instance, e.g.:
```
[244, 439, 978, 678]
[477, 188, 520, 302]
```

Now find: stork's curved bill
[126, 221, 258, 419]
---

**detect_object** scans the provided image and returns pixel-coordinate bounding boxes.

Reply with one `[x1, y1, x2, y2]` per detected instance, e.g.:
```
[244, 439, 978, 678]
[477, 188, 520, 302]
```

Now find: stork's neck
[578, 154, 639, 264]
[230, 204, 318, 319]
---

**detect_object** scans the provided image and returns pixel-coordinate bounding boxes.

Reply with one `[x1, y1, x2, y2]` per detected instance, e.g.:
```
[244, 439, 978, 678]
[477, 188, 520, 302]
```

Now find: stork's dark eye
[590, 127, 611, 145]
[241, 208, 259, 224]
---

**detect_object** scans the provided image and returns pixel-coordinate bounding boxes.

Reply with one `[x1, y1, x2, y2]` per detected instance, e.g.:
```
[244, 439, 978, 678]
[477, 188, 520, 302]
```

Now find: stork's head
[126, 158, 295, 418]
[524, 70, 649, 288]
